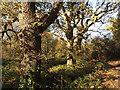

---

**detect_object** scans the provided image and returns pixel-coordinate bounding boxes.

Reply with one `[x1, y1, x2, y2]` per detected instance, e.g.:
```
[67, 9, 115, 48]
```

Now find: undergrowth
[2, 58, 109, 89]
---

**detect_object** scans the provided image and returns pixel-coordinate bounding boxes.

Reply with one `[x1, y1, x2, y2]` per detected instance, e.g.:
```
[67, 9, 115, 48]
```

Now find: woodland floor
[101, 60, 120, 88]
[2, 58, 120, 89]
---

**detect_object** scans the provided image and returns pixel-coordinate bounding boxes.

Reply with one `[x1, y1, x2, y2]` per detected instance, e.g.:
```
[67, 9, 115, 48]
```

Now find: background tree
[105, 3, 120, 59]
[52, 1, 120, 65]
[2, 35, 22, 60]
[107, 3, 120, 44]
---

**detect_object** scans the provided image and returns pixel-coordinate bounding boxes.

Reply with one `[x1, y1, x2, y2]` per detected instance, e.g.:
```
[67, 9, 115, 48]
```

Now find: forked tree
[1, 2, 63, 84]
[50, 1, 120, 65]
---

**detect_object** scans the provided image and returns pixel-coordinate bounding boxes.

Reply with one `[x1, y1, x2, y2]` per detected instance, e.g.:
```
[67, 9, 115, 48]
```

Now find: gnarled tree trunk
[18, 2, 40, 71]
[18, 2, 42, 84]
[18, 2, 63, 85]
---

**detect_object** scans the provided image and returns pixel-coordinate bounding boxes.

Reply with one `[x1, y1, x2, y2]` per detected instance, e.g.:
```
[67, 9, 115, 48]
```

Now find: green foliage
[41, 33, 56, 55]
[2, 59, 21, 88]
[18, 70, 35, 89]
[67, 73, 105, 88]
[107, 12, 120, 45]
[64, 61, 106, 89]
[82, 37, 120, 60]
[2, 36, 23, 60]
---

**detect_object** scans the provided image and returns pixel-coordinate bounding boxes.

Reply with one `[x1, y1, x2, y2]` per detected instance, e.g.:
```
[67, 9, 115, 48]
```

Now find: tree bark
[18, 2, 63, 85]
[18, 2, 39, 71]
[76, 36, 82, 55]
[65, 26, 75, 66]
[18, 2, 42, 85]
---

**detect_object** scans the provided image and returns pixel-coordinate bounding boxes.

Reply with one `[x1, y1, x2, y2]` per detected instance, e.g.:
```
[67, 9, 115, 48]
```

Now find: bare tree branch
[96, 2, 120, 16]
[42, 2, 63, 31]
[56, 19, 66, 32]
[96, 1, 105, 12]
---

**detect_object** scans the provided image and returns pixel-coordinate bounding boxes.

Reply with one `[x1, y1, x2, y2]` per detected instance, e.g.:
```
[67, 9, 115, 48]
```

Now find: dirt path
[101, 61, 120, 88]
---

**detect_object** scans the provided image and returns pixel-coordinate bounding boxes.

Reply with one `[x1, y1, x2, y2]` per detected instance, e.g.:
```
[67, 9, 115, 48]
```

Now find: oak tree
[53, 1, 119, 65]
[1, 1, 63, 84]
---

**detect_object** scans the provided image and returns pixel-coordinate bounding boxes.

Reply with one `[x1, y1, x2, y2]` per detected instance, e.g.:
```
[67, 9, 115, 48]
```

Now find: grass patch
[2, 59, 21, 88]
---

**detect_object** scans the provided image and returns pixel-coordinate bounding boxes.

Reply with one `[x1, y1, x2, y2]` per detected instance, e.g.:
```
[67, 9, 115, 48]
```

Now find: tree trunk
[18, 2, 41, 83]
[18, 2, 63, 86]
[66, 41, 74, 66]
[76, 36, 82, 55]
[66, 27, 75, 66]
